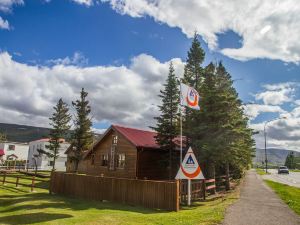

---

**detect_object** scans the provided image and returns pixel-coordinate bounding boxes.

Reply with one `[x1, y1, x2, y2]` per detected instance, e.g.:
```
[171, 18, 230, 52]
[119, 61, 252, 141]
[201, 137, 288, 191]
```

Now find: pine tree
[191, 62, 255, 180]
[38, 98, 71, 171]
[151, 62, 180, 179]
[72, 88, 93, 172]
[182, 33, 205, 148]
[0, 132, 6, 142]
[285, 152, 295, 169]
[183, 33, 205, 89]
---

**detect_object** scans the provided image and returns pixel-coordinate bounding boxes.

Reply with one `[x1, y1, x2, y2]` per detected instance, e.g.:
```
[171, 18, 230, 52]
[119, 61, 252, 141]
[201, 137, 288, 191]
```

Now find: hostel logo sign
[175, 147, 205, 180]
[180, 83, 200, 110]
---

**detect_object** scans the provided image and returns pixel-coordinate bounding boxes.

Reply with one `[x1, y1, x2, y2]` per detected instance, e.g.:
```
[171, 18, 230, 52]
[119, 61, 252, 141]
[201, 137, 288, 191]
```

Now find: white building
[0, 141, 29, 161]
[27, 138, 70, 171]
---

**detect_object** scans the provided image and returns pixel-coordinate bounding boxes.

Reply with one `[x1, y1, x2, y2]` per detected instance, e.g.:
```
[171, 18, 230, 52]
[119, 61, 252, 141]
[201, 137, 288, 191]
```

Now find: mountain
[253, 148, 300, 166]
[0, 123, 102, 143]
[0, 123, 51, 143]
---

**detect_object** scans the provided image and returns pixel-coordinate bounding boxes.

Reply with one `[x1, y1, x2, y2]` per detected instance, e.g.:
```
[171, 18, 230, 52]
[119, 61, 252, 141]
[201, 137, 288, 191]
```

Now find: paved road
[263, 169, 300, 188]
[223, 170, 300, 225]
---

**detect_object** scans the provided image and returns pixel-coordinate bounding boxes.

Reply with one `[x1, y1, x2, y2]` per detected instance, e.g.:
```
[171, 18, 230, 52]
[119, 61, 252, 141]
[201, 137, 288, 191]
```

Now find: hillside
[0, 123, 103, 144]
[0, 123, 51, 143]
[253, 148, 300, 166]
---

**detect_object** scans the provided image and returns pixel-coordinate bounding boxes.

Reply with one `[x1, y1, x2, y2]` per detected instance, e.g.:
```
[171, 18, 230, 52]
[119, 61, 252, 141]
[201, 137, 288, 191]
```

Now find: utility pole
[263, 117, 286, 173]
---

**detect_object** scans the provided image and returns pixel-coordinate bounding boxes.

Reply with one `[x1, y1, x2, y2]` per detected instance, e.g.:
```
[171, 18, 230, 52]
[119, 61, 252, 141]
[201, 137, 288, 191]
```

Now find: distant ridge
[0, 123, 102, 144]
[0, 123, 51, 143]
[253, 148, 300, 166]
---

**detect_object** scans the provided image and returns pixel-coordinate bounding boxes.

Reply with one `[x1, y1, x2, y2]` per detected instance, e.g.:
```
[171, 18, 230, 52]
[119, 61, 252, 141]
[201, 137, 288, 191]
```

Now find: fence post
[31, 176, 35, 192]
[175, 180, 180, 211]
[2, 171, 6, 185]
[202, 179, 206, 200]
[16, 176, 19, 187]
[212, 179, 216, 195]
[49, 171, 53, 194]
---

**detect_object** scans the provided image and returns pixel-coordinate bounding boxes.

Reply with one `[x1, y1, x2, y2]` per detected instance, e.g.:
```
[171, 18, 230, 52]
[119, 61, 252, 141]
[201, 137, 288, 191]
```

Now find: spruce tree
[38, 98, 71, 171]
[0, 132, 6, 142]
[151, 62, 180, 179]
[72, 88, 93, 172]
[285, 152, 295, 169]
[182, 33, 205, 148]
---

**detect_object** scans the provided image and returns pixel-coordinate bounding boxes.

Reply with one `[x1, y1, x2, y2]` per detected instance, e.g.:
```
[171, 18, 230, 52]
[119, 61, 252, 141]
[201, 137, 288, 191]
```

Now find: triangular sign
[175, 147, 205, 180]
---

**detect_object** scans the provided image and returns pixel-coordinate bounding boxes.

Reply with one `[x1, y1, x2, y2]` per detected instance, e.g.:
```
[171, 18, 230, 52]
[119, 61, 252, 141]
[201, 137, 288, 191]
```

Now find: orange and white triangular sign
[175, 147, 205, 180]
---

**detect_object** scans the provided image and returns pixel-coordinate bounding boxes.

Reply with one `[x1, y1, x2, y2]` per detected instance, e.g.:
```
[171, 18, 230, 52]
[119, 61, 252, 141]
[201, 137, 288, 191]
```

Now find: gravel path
[223, 170, 300, 225]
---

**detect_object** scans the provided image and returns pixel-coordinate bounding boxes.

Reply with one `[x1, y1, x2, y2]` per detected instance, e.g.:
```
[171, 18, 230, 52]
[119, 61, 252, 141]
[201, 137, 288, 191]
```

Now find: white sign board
[176, 147, 205, 180]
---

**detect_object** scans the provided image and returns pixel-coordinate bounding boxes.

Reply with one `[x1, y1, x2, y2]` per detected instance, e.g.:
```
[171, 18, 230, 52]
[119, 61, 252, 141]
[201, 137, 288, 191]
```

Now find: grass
[265, 180, 300, 216]
[0, 172, 239, 225]
[255, 168, 270, 175]
[290, 169, 300, 172]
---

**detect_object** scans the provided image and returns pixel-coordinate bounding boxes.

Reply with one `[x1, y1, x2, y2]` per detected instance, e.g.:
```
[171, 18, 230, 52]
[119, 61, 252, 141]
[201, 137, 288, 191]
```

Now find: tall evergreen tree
[151, 62, 180, 179]
[38, 98, 71, 171]
[182, 33, 205, 148]
[183, 33, 205, 89]
[285, 152, 295, 169]
[72, 88, 93, 172]
[0, 132, 6, 142]
[191, 62, 255, 180]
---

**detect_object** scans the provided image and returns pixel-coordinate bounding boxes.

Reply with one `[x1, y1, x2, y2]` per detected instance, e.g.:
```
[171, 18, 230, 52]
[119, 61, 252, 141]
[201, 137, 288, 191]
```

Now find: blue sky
[0, 0, 300, 150]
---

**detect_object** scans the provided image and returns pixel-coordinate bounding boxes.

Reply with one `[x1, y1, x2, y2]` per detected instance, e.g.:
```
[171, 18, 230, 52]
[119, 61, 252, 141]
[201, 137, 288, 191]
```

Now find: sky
[0, 0, 300, 151]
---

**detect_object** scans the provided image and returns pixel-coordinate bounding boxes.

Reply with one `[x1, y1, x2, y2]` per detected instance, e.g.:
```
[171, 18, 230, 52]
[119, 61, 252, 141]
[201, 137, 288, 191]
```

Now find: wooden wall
[50, 171, 179, 211]
[77, 129, 138, 178]
[137, 149, 180, 180]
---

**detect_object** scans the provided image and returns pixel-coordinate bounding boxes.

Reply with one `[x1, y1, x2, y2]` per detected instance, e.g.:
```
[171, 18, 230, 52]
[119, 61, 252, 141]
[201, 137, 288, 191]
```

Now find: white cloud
[102, 0, 300, 63]
[249, 82, 300, 151]
[243, 104, 286, 120]
[71, 0, 94, 6]
[255, 82, 298, 105]
[0, 16, 10, 30]
[0, 0, 23, 12]
[0, 51, 184, 130]
[46, 52, 88, 66]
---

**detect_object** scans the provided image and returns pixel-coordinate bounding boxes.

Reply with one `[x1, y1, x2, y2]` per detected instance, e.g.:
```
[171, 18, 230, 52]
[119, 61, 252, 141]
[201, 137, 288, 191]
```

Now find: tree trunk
[34, 159, 38, 176]
[169, 149, 172, 180]
[74, 159, 79, 173]
[207, 162, 215, 179]
[225, 162, 230, 191]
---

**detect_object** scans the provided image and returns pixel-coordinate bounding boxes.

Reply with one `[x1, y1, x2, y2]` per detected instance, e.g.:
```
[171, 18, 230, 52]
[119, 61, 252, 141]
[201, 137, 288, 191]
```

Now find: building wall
[28, 139, 69, 171]
[77, 129, 138, 178]
[137, 149, 180, 180]
[0, 142, 29, 160]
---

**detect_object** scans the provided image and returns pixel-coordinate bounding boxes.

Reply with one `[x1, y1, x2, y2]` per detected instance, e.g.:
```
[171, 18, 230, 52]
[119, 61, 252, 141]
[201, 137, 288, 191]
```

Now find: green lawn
[265, 180, 300, 216]
[0, 172, 239, 225]
[290, 169, 300, 172]
[255, 168, 270, 175]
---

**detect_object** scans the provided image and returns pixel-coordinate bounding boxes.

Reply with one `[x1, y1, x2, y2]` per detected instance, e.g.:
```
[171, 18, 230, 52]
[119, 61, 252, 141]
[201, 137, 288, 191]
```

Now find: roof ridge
[112, 124, 156, 133]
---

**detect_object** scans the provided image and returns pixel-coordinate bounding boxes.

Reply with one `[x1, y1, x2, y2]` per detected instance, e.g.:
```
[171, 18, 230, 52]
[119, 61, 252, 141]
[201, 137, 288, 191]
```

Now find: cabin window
[101, 154, 108, 166]
[91, 154, 95, 165]
[8, 145, 15, 151]
[117, 154, 126, 169]
[112, 135, 118, 145]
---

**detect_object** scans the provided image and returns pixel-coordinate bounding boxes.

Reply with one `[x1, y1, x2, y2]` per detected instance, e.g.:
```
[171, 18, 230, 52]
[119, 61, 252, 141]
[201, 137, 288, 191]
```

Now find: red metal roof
[113, 125, 160, 149]
[0, 149, 4, 156]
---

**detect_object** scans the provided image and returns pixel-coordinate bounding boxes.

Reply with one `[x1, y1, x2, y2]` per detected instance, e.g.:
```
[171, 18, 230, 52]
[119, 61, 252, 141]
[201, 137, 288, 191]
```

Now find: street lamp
[263, 116, 287, 173]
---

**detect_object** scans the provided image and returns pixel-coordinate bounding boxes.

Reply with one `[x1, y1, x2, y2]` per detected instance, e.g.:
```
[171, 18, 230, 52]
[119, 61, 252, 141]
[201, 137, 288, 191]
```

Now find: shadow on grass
[0, 189, 162, 215]
[0, 212, 72, 225]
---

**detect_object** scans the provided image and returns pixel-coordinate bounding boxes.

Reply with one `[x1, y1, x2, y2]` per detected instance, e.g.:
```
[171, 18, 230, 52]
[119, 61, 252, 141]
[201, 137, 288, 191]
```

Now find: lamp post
[263, 117, 286, 173]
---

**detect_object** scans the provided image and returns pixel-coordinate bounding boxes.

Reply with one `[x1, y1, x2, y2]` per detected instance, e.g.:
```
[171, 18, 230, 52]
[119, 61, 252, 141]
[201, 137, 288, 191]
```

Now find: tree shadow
[0, 212, 72, 225]
[0, 191, 165, 215]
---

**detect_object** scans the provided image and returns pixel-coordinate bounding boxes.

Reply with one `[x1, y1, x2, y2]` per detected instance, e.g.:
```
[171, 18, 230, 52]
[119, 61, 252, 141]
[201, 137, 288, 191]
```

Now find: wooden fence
[50, 172, 179, 211]
[0, 171, 37, 192]
[180, 179, 216, 202]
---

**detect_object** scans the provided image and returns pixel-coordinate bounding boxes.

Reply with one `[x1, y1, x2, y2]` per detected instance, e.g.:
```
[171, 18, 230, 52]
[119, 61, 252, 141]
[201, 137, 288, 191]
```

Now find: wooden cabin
[66, 125, 181, 180]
